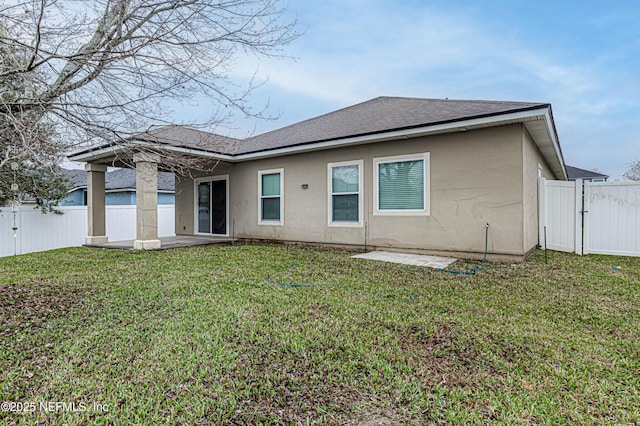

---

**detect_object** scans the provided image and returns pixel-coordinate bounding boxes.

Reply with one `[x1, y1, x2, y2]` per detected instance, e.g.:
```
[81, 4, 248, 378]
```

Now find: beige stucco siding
[522, 128, 555, 253]
[174, 174, 194, 235]
[175, 124, 535, 257]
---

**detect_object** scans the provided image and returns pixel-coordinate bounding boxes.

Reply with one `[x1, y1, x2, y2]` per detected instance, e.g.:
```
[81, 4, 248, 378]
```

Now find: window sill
[373, 209, 430, 216]
[258, 220, 283, 226]
[328, 221, 363, 228]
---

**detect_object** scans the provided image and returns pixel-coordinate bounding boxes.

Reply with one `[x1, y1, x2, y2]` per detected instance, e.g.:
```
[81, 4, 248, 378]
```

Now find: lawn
[0, 244, 638, 425]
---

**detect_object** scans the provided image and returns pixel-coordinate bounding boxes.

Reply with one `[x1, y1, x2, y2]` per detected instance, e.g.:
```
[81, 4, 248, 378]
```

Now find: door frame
[194, 175, 229, 237]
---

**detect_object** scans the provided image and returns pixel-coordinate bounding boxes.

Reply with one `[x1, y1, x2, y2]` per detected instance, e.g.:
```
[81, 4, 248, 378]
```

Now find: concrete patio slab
[352, 251, 457, 269]
[85, 235, 234, 250]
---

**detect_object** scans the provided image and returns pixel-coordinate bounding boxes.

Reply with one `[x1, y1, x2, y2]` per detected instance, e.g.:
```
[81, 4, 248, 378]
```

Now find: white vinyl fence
[584, 181, 640, 256]
[0, 205, 175, 257]
[538, 179, 582, 254]
[539, 178, 640, 257]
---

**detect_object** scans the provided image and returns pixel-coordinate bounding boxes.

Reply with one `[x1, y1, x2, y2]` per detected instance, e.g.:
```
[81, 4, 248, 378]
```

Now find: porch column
[85, 163, 108, 245]
[133, 153, 161, 250]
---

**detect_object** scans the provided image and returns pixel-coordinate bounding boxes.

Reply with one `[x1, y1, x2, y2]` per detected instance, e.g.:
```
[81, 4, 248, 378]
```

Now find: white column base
[133, 239, 161, 250]
[85, 235, 108, 245]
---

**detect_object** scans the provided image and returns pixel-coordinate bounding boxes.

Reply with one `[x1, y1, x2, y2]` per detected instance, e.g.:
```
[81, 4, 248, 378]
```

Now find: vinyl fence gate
[539, 178, 640, 257]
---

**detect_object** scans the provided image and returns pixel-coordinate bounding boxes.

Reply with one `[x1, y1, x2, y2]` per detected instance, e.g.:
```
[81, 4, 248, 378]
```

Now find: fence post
[574, 179, 583, 255]
[538, 177, 546, 249]
[582, 180, 590, 255]
[17, 206, 22, 256]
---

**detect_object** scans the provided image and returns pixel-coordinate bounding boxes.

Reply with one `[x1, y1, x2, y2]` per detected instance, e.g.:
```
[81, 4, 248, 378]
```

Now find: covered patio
[85, 235, 235, 250]
[69, 126, 235, 250]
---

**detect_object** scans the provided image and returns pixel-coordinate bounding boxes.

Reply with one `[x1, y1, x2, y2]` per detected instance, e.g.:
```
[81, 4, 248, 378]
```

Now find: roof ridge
[246, 96, 548, 141]
[377, 95, 547, 105]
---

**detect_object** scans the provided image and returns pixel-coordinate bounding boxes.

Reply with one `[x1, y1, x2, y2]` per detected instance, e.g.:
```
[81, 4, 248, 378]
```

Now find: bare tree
[0, 0, 298, 193]
[623, 159, 640, 181]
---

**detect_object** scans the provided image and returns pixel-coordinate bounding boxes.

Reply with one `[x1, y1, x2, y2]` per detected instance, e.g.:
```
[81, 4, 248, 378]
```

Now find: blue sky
[175, 0, 640, 180]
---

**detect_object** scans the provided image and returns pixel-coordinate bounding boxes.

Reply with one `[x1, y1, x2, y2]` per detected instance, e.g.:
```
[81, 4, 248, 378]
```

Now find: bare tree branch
[1, 0, 298, 187]
[623, 159, 640, 181]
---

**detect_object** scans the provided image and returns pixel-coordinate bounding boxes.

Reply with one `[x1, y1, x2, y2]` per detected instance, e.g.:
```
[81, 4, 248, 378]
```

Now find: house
[60, 168, 175, 206]
[69, 96, 567, 260]
[565, 165, 608, 182]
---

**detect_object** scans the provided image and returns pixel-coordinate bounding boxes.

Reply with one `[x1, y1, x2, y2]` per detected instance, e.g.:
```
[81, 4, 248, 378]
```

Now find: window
[328, 160, 363, 226]
[374, 153, 429, 215]
[259, 168, 283, 224]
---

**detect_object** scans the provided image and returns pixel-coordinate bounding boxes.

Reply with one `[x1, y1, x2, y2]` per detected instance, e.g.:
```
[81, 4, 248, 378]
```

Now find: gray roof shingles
[237, 96, 548, 155]
[565, 165, 608, 180]
[71, 96, 550, 158]
[130, 97, 549, 155]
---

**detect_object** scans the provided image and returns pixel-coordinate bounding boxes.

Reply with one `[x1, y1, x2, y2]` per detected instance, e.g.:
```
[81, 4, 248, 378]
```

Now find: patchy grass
[0, 244, 639, 425]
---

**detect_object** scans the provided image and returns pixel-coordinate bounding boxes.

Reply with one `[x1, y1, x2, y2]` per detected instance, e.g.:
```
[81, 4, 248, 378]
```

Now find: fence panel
[158, 205, 176, 237]
[0, 207, 20, 257]
[106, 206, 137, 242]
[0, 205, 175, 257]
[539, 178, 582, 254]
[584, 181, 640, 256]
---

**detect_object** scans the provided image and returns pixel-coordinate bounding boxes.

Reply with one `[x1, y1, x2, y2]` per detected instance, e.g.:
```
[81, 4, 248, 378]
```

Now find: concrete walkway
[352, 251, 457, 268]
[85, 235, 234, 250]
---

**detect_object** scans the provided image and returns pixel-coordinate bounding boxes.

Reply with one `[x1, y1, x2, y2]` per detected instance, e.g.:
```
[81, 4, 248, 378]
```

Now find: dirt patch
[397, 322, 487, 390]
[348, 415, 403, 426]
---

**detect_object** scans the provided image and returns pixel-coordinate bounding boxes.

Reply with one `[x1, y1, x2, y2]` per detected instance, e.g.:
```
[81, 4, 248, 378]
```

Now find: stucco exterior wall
[175, 175, 195, 235]
[522, 129, 556, 253]
[175, 124, 535, 257]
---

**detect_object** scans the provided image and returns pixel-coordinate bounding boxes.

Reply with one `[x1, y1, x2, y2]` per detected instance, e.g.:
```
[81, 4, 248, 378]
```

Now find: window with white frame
[374, 153, 430, 215]
[328, 160, 363, 225]
[259, 168, 283, 224]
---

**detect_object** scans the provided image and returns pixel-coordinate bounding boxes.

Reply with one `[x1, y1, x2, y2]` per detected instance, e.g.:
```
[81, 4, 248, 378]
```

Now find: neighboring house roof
[64, 169, 87, 189]
[565, 165, 608, 181]
[69, 96, 567, 179]
[63, 168, 175, 192]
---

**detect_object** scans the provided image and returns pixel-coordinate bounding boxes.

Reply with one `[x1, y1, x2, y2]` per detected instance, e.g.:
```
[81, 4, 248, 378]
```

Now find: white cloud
[220, 1, 640, 177]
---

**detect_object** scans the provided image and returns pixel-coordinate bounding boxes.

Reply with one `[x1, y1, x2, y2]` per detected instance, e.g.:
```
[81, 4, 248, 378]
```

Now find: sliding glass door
[197, 176, 228, 235]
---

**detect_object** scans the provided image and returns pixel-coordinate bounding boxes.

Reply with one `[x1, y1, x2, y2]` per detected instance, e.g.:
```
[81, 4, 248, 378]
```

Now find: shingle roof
[126, 96, 549, 155]
[237, 96, 549, 155]
[63, 168, 175, 191]
[63, 169, 87, 188]
[134, 125, 243, 155]
[565, 165, 608, 180]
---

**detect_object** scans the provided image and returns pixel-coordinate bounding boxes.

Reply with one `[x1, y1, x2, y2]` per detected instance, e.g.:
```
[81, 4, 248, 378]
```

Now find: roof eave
[68, 107, 566, 180]
[67, 140, 234, 163]
[233, 107, 567, 179]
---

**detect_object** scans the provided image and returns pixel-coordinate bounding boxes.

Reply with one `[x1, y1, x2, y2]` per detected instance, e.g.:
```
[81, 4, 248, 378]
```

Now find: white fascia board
[68, 186, 87, 192]
[543, 109, 568, 180]
[67, 141, 233, 163]
[68, 146, 123, 162]
[523, 108, 567, 180]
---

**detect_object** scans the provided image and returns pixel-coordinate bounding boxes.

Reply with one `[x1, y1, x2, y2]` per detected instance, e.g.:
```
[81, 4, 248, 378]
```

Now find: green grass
[0, 244, 639, 425]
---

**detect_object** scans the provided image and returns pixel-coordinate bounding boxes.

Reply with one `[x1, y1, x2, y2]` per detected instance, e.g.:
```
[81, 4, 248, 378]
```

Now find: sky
[173, 0, 640, 180]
